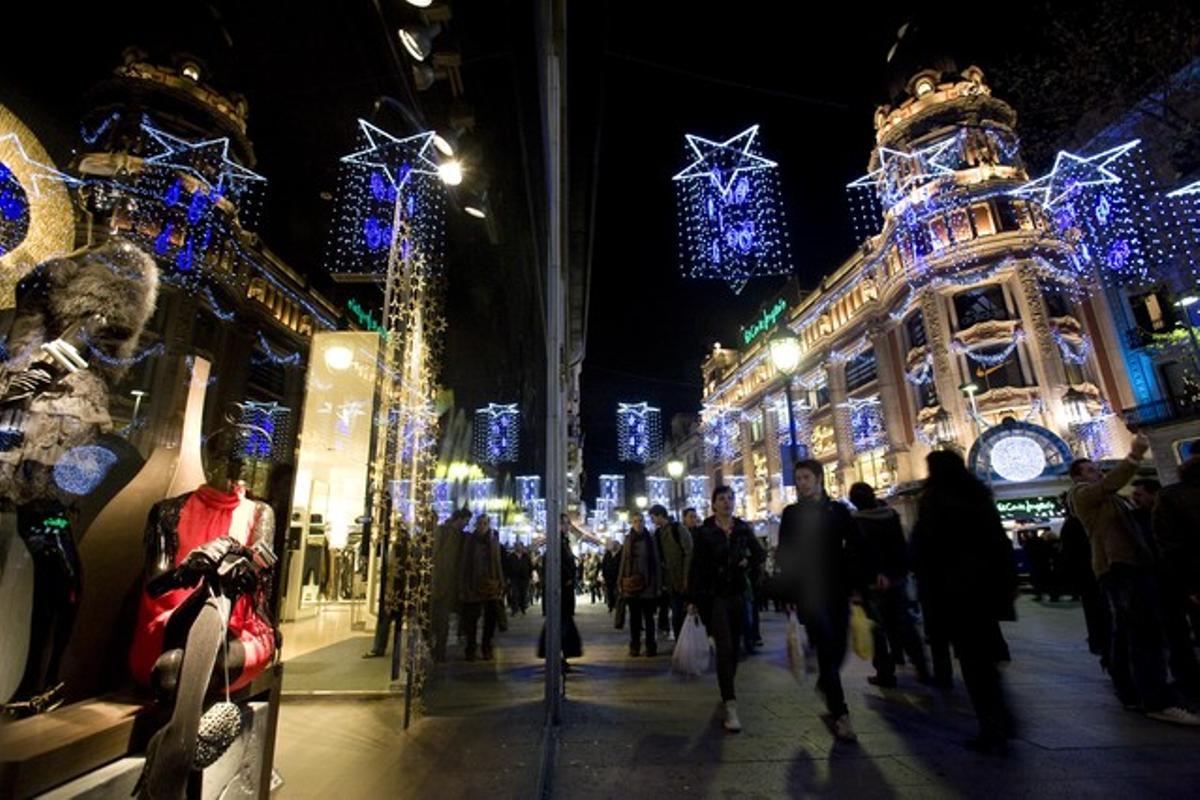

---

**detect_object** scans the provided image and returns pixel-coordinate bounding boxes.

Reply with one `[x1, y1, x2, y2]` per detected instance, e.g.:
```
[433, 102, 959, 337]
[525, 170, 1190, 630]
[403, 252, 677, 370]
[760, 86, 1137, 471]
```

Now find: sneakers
[723, 701, 742, 733]
[1146, 706, 1200, 726]
[831, 714, 857, 742]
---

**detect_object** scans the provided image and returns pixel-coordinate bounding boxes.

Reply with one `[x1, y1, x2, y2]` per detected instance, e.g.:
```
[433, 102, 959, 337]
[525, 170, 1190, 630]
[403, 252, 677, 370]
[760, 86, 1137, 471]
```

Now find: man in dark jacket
[848, 482, 930, 687]
[601, 539, 621, 611]
[458, 514, 505, 661]
[777, 459, 868, 743]
[430, 508, 471, 662]
[650, 504, 693, 639]
[1155, 455, 1200, 673]
[687, 485, 765, 733]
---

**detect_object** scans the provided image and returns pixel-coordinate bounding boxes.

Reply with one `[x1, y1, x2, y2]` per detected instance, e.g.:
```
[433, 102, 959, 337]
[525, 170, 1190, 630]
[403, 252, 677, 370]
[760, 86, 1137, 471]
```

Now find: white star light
[1167, 180, 1200, 199]
[0, 132, 81, 198]
[141, 123, 265, 195]
[846, 138, 957, 198]
[673, 125, 778, 194]
[341, 119, 439, 190]
[1011, 139, 1141, 209]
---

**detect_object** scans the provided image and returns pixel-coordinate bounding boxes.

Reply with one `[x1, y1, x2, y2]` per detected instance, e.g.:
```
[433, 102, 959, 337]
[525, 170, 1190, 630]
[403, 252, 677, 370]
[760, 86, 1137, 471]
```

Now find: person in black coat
[686, 485, 765, 733]
[911, 450, 1017, 754]
[777, 459, 870, 743]
[848, 482, 930, 687]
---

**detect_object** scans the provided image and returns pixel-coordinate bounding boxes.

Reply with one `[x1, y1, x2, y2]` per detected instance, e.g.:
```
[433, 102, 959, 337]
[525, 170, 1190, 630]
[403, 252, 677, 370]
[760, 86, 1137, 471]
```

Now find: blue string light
[254, 331, 303, 366]
[673, 125, 792, 293]
[616, 401, 662, 464]
[701, 404, 741, 462]
[473, 403, 519, 464]
[1052, 330, 1092, 365]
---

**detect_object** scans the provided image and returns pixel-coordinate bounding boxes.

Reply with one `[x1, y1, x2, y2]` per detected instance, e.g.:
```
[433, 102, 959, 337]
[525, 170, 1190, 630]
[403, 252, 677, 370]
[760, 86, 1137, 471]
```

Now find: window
[953, 285, 1009, 330]
[970, 203, 996, 237]
[949, 208, 973, 243]
[1043, 285, 1074, 319]
[749, 415, 764, 444]
[810, 384, 830, 410]
[1129, 288, 1176, 333]
[905, 311, 927, 349]
[929, 215, 951, 250]
[845, 348, 878, 392]
[966, 346, 1027, 391]
[995, 199, 1025, 232]
[917, 378, 939, 408]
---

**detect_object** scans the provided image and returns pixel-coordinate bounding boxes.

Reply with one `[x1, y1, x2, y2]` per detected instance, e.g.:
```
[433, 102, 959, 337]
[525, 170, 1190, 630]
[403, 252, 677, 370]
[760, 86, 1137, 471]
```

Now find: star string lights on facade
[616, 401, 662, 464]
[473, 403, 519, 464]
[701, 404, 741, 462]
[233, 400, 291, 462]
[673, 125, 792, 294]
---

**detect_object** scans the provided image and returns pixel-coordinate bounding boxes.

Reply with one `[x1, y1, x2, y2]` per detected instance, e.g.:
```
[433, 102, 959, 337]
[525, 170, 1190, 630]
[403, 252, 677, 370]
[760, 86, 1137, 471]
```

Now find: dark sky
[2, 2, 1191, 504]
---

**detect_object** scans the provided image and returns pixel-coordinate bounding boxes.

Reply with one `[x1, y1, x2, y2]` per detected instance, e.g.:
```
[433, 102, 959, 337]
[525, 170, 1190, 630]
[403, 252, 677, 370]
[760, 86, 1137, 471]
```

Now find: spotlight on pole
[437, 159, 463, 186]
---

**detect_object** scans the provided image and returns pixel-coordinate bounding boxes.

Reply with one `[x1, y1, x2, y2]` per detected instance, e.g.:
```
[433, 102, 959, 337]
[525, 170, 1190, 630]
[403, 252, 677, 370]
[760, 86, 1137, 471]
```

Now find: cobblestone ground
[273, 596, 1200, 798]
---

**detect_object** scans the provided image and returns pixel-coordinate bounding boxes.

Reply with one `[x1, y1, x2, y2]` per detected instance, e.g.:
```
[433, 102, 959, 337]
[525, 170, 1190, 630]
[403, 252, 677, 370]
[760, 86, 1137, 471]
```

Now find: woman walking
[911, 450, 1017, 754]
[618, 511, 662, 657]
[687, 485, 765, 732]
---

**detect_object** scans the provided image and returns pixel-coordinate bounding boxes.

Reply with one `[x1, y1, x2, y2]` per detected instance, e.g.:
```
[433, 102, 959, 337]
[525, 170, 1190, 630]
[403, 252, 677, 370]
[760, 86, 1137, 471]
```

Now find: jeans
[869, 583, 929, 679]
[461, 600, 498, 656]
[627, 597, 657, 654]
[743, 596, 762, 652]
[805, 604, 849, 717]
[1102, 563, 1172, 711]
[701, 595, 744, 701]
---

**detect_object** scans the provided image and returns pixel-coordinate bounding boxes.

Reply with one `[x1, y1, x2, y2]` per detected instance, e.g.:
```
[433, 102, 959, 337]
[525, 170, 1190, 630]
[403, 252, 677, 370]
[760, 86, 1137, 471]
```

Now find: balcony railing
[1122, 395, 1200, 428]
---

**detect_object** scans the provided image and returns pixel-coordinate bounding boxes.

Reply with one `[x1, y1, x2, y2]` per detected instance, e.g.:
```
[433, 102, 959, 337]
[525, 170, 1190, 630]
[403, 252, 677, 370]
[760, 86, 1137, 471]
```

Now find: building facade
[700, 66, 1140, 527]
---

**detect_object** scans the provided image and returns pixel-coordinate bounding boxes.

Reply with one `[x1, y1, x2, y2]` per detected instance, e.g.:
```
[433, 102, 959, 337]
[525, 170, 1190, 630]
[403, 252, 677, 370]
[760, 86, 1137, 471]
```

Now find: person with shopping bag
[617, 512, 662, 656]
[777, 459, 872, 743]
[686, 484, 765, 732]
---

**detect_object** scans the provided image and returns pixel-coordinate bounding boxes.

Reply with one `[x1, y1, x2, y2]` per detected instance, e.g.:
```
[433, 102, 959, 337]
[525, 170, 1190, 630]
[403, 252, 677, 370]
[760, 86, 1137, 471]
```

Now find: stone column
[918, 287, 973, 446]
[868, 318, 914, 482]
[1012, 266, 1068, 429]
[826, 359, 855, 495]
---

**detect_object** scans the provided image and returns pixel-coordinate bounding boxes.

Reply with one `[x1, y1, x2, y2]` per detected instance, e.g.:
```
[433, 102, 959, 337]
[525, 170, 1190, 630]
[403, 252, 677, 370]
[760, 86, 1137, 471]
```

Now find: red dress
[129, 486, 276, 692]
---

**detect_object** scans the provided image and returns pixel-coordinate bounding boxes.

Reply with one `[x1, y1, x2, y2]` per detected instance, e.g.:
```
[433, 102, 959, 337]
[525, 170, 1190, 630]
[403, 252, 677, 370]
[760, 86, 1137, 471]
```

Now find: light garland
[904, 352, 935, 385]
[1052, 329, 1092, 365]
[233, 400, 291, 462]
[254, 331, 303, 366]
[85, 340, 165, 367]
[673, 125, 792, 293]
[952, 328, 1026, 366]
[598, 474, 625, 508]
[472, 403, 520, 464]
[701, 404, 741, 462]
[616, 401, 662, 464]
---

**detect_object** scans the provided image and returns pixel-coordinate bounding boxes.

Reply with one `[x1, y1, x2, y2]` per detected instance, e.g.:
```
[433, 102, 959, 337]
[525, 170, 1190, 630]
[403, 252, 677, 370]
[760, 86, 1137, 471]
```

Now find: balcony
[1122, 395, 1200, 428]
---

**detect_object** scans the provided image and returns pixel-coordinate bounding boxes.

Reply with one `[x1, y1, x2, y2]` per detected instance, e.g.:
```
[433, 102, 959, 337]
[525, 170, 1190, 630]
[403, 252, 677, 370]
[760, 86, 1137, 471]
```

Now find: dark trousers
[668, 592, 687, 639]
[950, 619, 1012, 740]
[461, 600, 498, 656]
[1102, 564, 1171, 710]
[922, 599, 954, 684]
[628, 597, 657, 653]
[702, 595, 744, 701]
[1080, 578, 1111, 658]
[657, 594, 671, 632]
[869, 584, 929, 679]
[805, 604, 850, 718]
[1160, 576, 1200, 694]
[743, 596, 762, 652]
[604, 582, 617, 611]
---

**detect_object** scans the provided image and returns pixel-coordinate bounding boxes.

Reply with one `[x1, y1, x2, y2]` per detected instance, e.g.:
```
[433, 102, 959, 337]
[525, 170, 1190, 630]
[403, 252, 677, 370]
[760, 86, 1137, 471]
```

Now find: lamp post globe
[768, 333, 802, 375]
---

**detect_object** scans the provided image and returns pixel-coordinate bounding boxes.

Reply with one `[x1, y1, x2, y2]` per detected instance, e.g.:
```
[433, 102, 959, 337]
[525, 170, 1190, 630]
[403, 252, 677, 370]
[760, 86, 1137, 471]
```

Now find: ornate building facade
[700, 66, 1138, 524]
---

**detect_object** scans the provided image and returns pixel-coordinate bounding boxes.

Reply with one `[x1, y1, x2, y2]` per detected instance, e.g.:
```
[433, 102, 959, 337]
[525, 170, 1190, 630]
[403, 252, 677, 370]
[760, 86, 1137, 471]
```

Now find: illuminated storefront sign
[742, 298, 788, 346]
[996, 496, 1065, 520]
[346, 297, 384, 334]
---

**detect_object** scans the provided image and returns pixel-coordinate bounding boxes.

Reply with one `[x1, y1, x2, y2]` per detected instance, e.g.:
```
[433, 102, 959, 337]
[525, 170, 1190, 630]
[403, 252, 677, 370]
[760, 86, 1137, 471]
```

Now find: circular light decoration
[53, 444, 119, 496]
[989, 435, 1047, 482]
[0, 162, 31, 255]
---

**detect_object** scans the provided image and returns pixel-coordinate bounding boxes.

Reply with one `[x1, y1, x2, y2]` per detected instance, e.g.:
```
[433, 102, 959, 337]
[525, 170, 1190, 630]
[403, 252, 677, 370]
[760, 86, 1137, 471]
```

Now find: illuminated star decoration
[473, 403, 520, 464]
[1011, 139, 1140, 209]
[142, 124, 266, 196]
[0, 132, 82, 198]
[1166, 180, 1200, 199]
[327, 120, 446, 280]
[616, 402, 662, 463]
[673, 125, 792, 293]
[846, 136, 959, 224]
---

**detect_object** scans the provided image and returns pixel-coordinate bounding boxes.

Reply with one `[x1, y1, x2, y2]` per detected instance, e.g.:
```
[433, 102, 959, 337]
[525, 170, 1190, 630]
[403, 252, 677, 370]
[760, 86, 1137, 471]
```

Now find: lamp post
[634, 495, 648, 512]
[666, 458, 684, 519]
[769, 331, 803, 472]
[959, 380, 980, 433]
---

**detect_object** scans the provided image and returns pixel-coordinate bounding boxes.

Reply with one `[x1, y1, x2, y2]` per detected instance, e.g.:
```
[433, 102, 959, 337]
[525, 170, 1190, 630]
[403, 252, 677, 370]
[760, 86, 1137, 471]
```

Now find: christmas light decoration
[701, 404, 741, 462]
[473, 403, 519, 464]
[515, 475, 541, 509]
[673, 125, 792, 293]
[905, 352, 935, 385]
[647, 476, 672, 509]
[952, 329, 1026, 366]
[1052, 329, 1092, 365]
[598, 475, 625, 507]
[616, 401, 662, 463]
[233, 401, 290, 462]
[53, 444, 118, 496]
[1011, 140, 1140, 209]
[989, 435, 1047, 481]
[839, 395, 887, 453]
[685, 474, 710, 517]
[253, 331, 303, 367]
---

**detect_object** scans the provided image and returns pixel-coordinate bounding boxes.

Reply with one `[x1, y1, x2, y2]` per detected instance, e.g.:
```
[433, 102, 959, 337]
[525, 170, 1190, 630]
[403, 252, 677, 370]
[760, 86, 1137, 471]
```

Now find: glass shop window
[905, 310, 927, 349]
[845, 348, 878, 392]
[953, 284, 1010, 330]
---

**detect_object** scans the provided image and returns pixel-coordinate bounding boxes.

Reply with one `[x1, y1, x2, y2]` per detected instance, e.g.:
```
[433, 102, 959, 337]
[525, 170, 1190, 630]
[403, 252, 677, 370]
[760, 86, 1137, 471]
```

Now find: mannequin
[129, 441, 278, 800]
[0, 239, 158, 706]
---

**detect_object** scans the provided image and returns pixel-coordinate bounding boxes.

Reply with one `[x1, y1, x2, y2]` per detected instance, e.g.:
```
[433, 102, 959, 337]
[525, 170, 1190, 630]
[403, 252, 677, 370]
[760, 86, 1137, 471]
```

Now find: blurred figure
[601, 538, 621, 611]
[430, 508, 471, 662]
[650, 504, 693, 640]
[618, 511, 662, 657]
[912, 450, 1017, 754]
[1154, 455, 1200, 664]
[459, 514, 505, 661]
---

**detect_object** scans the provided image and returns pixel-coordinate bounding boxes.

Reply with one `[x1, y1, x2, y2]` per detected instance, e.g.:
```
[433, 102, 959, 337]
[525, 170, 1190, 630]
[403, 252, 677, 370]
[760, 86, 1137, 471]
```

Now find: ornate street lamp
[666, 458, 685, 518]
[769, 330, 804, 469]
[959, 380, 981, 433]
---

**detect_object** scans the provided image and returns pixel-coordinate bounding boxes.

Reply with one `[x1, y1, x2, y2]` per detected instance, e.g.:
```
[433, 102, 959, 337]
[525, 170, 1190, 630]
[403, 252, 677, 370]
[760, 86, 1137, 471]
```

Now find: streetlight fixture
[634, 495, 648, 511]
[437, 158, 463, 186]
[959, 380, 980, 432]
[666, 458, 684, 519]
[130, 389, 147, 431]
[769, 329, 804, 471]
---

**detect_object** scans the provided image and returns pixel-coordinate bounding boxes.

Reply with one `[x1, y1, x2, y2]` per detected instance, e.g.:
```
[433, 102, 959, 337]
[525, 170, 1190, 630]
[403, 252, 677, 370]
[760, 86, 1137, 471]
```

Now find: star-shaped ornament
[141, 123, 265, 196]
[673, 125, 778, 195]
[0, 133, 82, 198]
[1167, 180, 1200, 199]
[1011, 139, 1141, 209]
[341, 119, 439, 190]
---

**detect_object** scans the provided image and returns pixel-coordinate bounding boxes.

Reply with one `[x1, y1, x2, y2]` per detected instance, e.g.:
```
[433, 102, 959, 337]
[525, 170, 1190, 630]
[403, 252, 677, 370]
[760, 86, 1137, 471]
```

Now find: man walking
[430, 508, 470, 662]
[777, 459, 869, 743]
[650, 504, 693, 640]
[458, 514, 505, 661]
[601, 538, 621, 612]
[1068, 434, 1200, 725]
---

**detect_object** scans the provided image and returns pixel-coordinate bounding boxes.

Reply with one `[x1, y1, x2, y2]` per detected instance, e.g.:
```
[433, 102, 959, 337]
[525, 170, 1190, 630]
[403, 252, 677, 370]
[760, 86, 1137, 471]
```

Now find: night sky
[2, 2, 1193, 504]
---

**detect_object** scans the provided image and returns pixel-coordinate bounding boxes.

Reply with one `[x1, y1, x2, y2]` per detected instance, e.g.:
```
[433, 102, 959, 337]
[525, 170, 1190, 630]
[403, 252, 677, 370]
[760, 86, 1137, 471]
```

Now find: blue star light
[673, 125, 778, 194]
[341, 119, 439, 190]
[142, 123, 265, 196]
[846, 138, 957, 208]
[1011, 139, 1140, 209]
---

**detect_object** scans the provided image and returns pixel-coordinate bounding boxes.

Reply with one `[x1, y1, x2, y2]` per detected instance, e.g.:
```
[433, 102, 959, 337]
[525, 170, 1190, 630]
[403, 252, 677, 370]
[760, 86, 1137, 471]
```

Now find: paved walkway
[272, 596, 1200, 798]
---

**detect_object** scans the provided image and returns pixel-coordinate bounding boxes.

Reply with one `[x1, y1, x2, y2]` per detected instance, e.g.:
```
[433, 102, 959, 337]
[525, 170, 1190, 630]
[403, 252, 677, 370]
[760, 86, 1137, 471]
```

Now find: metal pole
[542, 0, 566, 726]
[783, 378, 799, 468]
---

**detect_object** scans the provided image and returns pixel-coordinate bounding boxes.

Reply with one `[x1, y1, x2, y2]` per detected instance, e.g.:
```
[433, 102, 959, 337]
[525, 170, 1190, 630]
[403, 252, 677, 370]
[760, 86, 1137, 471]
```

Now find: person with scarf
[617, 511, 662, 657]
[777, 459, 869, 743]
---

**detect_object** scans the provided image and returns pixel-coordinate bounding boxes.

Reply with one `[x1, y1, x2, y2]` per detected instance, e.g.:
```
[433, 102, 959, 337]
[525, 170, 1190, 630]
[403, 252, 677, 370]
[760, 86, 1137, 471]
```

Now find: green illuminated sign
[742, 298, 788, 346]
[346, 298, 384, 334]
[995, 496, 1064, 520]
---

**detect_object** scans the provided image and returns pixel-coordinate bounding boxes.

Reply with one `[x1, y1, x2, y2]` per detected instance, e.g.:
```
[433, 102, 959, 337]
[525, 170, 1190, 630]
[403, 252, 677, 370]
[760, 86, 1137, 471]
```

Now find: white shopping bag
[785, 610, 812, 684]
[671, 610, 712, 677]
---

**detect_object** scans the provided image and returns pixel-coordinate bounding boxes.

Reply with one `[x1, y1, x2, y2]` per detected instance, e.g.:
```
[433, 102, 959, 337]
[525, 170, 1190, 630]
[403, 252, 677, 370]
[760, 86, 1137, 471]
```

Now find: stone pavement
[271, 595, 1200, 798]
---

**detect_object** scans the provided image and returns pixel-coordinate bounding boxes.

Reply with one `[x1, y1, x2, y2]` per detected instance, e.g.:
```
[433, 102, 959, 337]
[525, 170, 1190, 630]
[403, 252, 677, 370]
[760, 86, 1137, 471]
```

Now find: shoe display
[1146, 706, 1200, 726]
[723, 701, 742, 733]
[831, 714, 857, 742]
